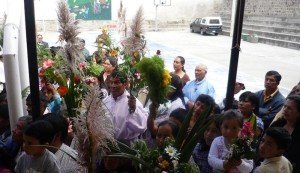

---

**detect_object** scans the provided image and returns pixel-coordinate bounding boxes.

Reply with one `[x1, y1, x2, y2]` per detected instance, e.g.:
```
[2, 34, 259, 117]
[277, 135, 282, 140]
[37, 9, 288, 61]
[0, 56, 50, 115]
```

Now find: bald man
[182, 64, 215, 109]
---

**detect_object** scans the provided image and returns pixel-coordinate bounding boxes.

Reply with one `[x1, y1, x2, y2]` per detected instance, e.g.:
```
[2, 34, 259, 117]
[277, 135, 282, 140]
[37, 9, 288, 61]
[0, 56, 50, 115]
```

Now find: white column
[18, 0, 29, 115]
[3, 0, 23, 129]
[230, 0, 237, 37]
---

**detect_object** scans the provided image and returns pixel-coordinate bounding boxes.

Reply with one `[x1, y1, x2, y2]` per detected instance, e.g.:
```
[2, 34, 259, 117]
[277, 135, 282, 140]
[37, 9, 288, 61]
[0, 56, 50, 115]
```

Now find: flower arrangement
[226, 122, 256, 162]
[136, 55, 171, 104]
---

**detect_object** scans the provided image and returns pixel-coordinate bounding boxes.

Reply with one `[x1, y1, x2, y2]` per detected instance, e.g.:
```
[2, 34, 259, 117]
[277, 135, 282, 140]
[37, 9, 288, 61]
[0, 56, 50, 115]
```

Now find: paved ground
[42, 30, 300, 102]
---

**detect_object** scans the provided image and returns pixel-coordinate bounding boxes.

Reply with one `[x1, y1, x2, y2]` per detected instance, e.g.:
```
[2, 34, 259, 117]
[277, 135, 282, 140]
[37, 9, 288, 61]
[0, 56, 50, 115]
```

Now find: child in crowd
[193, 115, 221, 173]
[254, 127, 293, 173]
[208, 110, 253, 173]
[156, 120, 179, 149]
[15, 120, 61, 173]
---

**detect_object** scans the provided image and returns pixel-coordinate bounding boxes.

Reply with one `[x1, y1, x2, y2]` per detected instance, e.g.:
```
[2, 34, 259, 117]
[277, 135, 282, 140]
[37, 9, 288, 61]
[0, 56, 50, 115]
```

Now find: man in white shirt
[103, 70, 148, 144]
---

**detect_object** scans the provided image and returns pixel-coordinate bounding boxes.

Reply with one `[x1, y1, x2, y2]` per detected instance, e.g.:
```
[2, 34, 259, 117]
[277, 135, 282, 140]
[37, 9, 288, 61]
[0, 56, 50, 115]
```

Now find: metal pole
[24, 0, 40, 121]
[224, 0, 246, 111]
[155, 4, 158, 31]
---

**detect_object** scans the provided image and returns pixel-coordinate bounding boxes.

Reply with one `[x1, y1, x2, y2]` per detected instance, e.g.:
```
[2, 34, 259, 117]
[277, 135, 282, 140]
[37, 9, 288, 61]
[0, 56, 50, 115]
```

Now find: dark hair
[239, 91, 259, 115]
[24, 120, 55, 144]
[169, 108, 188, 124]
[106, 57, 118, 68]
[18, 116, 33, 127]
[169, 73, 184, 103]
[221, 110, 244, 128]
[42, 113, 68, 142]
[26, 91, 47, 104]
[80, 39, 85, 43]
[158, 120, 179, 138]
[266, 70, 282, 84]
[199, 115, 222, 149]
[195, 94, 215, 114]
[287, 95, 300, 112]
[213, 104, 221, 114]
[288, 83, 300, 97]
[0, 104, 9, 120]
[110, 69, 128, 84]
[264, 127, 291, 150]
[176, 56, 186, 72]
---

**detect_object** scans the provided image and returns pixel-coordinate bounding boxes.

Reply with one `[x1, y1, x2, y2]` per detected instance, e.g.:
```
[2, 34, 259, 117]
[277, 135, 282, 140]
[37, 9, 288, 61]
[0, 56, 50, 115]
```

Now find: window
[209, 19, 220, 24]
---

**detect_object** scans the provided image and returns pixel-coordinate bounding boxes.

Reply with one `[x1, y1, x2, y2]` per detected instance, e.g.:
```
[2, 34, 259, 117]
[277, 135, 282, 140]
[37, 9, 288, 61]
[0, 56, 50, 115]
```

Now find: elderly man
[183, 64, 215, 109]
[256, 70, 285, 128]
[36, 34, 49, 48]
[103, 70, 148, 144]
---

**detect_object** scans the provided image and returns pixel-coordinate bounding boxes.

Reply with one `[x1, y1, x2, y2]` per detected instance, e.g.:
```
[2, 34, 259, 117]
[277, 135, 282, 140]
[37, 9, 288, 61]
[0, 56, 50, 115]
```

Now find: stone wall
[215, 0, 300, 18]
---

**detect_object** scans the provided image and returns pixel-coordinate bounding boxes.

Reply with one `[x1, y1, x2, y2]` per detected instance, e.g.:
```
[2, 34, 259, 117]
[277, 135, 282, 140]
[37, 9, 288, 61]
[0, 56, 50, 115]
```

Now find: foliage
[136, 55, 171, 104]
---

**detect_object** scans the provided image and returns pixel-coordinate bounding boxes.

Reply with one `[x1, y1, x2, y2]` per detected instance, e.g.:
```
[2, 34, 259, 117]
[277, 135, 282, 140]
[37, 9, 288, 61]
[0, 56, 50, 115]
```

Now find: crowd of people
[0, 34, 299, 173]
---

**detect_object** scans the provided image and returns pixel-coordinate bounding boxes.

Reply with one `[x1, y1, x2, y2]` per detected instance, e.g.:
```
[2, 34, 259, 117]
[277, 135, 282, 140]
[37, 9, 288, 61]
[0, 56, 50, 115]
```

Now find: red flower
[57, 86, 68, 96]
[240, 122, 254, 138]
[39, 69, 45, 78]
[74, 76, 81, 84]
[78, 62, 87, 71]
[42, 59, 54, 69]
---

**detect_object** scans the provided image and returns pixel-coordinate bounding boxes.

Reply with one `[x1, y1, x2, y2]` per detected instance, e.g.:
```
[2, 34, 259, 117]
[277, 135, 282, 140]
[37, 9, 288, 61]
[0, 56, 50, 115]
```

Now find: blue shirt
[182, 77, 215, 103]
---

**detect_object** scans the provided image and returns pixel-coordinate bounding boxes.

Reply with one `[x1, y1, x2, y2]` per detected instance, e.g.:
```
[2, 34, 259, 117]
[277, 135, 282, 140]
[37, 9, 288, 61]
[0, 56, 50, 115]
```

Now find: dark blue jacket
[255, 90, 285, 128]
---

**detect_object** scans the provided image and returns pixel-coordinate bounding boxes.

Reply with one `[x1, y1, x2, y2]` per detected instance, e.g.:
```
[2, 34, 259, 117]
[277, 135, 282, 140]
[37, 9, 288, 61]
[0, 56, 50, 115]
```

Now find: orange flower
[109, 49, 118, 57]
[57, 86, 68, 96]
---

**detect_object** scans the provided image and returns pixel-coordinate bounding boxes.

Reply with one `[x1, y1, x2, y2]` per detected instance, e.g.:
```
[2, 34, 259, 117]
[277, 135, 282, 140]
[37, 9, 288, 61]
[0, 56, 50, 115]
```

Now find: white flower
[165, 146, 180, 160]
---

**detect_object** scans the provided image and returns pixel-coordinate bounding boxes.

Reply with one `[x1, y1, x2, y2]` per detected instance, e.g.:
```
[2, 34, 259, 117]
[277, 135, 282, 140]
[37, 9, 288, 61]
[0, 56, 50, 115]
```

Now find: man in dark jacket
[256, 70, 285, 128]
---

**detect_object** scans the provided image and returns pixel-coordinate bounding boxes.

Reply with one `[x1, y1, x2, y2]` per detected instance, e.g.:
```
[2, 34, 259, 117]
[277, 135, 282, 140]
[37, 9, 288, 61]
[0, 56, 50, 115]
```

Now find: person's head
[264, 71, 281, 92]
[173, 56, 186, 72]
[79, 39, 86, 49]
[23, 120, 55, 157]
[109, 70, 128, 99]
[288, 82, 300, 97]
[167, 73, 184, 101]
[41, 83, 56, 101]
[103, 57, 118, 73]
[194, 94, 215, 116]
[194, 64, 207, 81]
[156, 50, 161, 55]
[42, 113, 68, 147]
[12, 116, 32, 145]
[238, 91, 259, 117]
[0, 104, 10, 133]
[203, 115, 221, 146]
[36, 34, 43, 43]
[169, 108, 188, 126]
[156, 120, 179, 148]
[234, 76, 245, 94]
[26, 91, 47, 116]
[221, 110, 243, 143]
[212, 104, 221, 115]
[282, 95, 300, 123]
[259, 127, 291, 159]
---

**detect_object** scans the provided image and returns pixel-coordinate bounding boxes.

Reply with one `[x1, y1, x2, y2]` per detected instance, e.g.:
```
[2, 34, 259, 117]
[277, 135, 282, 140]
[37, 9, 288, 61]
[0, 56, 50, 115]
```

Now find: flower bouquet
[226, 122, 256, 162]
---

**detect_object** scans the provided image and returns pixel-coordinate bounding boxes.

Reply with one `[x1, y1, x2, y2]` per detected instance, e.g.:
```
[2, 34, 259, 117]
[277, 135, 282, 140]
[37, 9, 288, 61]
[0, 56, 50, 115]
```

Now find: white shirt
[208, 136, 253, 173]
[103, 90, 148, 143]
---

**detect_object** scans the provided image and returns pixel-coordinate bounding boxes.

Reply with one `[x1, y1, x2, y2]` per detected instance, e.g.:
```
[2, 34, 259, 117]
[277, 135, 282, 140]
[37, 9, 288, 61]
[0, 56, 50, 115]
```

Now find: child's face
[221, 119, 241, 143]
[204, 122, 220, 146]
[23, 134, 45, 158]
[12, 120, 26, 144]
[156, 124, 173, 148]
[259, 134, 284, 159]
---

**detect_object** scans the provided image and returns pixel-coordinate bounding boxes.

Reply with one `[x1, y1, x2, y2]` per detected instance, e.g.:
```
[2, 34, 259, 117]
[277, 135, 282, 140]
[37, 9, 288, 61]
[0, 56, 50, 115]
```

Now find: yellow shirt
[254, 156, 293, 173]
[263, 89, 279, 103]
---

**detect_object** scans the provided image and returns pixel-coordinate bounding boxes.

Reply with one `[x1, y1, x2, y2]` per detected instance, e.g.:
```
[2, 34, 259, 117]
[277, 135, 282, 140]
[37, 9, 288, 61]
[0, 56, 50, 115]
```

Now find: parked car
[190, 17, 222, 35]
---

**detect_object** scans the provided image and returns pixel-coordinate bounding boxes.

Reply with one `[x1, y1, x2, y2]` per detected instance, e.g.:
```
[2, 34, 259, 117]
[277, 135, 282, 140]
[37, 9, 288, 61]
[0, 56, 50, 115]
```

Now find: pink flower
[42, 59, 54, 69]
[78, 62, 87, 70]
[240, 122, 254, 138]
[135, 72, 141, 80]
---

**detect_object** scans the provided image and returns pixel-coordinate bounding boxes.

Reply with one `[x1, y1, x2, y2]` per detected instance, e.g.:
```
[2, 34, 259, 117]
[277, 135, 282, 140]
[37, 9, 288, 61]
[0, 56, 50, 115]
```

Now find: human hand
[128, 95, 136, 113]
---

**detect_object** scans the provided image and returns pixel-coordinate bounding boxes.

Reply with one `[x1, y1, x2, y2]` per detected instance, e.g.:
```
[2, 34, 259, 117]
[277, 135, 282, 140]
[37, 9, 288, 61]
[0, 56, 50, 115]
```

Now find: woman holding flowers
[208, 110, 253, 173]
[171, 56, 190, 86]
[98, 57, 118, 92]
